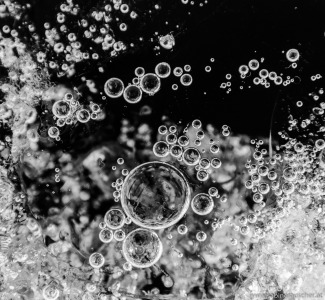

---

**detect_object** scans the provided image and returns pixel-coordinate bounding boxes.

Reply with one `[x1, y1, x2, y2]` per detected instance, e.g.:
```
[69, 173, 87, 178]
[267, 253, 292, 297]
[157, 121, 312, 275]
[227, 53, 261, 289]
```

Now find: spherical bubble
[123, 262, 132, 271]
[114, 229, 126, 241]
[99, 228, 113, 243]
[170, 145, 183, 158]
[166, 133, 177, 144]
[52, 100, 71, 118]
[89, 252, 105, 268]
[259, 69, 269, 78]
[172, 84, 178, 90]
[121, 162, 191, 229]
[208, 187, 218, 197]
[153, 141, 170, 157]
[135, 67, 145, 77]
[43, 285, 60, 300]
[239, 65, 249, 75]
[197, 169, 209, 181]
[158, 125, 168, 135]
[192, 119, 202, 129]
[180, 74, 193, 86]
[282, 182, 295, 195]
[48, 126, 60, 138]
[247, 213, 257, 223]
[140, 73, 161, 95]
[191, 193, 214, 215]
[184, 65, 191, 72]
[104, 77, 124, 98]
[178, 135, 190, 147]
[123, 84, 142, 104]
[122, 228, 163, 268]
[211, 158, 222, 169]
[240, 225, 250, 235]
[253, 192, 263, 203]
[286, 49, 300, 62]
[274, 76, 283, 85]
[104, 209, 125, 230]
[283, 167, 296, 182]
[182, 147, 201, 166]
[76, 109, 90, 123]
[258, 183, 270, 194]
[169, 126, 177, 133]
[210, 144, 220, 154]
[199, 158, 210, 169]
[177, 224, 188, 235]
[117, 158, 124, 165]
[248, 59, 259, 71]
[173, 67, 183, 77]
[196, 231, 207, 242]
[196, 130, 205, 140]
[315, 139, 325, 150]
[155, 62, 171, 78]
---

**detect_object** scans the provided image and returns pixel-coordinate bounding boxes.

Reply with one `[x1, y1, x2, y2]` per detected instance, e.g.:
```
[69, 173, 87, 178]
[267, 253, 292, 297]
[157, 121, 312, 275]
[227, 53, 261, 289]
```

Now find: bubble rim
[120, 161, 191, 230]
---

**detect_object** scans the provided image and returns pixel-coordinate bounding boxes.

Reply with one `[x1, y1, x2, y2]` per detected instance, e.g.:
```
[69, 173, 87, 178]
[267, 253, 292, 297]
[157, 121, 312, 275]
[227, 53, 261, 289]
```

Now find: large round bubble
[121, 161, 191, 229]
[122, 228, 163, 268]
[104, 77, 124, 98]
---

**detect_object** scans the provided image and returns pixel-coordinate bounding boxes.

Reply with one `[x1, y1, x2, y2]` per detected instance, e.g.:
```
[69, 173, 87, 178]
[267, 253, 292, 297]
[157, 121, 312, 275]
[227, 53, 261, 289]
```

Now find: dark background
[13, 0, 325, 139]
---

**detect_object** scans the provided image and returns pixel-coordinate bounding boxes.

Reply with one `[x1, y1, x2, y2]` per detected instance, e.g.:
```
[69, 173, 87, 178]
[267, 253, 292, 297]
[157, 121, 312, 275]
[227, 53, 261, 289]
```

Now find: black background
[15, 0, 325, 139]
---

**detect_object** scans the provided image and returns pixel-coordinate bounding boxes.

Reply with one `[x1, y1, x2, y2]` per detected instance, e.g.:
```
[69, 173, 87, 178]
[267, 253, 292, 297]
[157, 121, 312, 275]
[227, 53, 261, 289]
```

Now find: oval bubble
[140, 73, 161, 95]
[123, 84, 142, 104]
[191, 193, 214, 215]
[122, 228, 163, 268]
[121, 161, 191, 229]
[104, 77, 124, 98]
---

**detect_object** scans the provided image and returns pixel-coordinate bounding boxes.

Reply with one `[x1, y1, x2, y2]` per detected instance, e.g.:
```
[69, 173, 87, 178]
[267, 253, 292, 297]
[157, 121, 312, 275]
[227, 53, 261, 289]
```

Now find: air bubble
[121, 162, 190, 229]
[99, 228, 113, 244]
[155, 62, 171, 78]
[122, 228, 163, 268]
[104, 78, 125, 98]
[89, 252, 105, 268]
[140, 73, 161, 95]
[182, 147, 201, 166]
[123, 85, 142, 104]
[104, 209, 125, 230]
[191, 193, 214, 215]
[153, 141, 170, 157]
